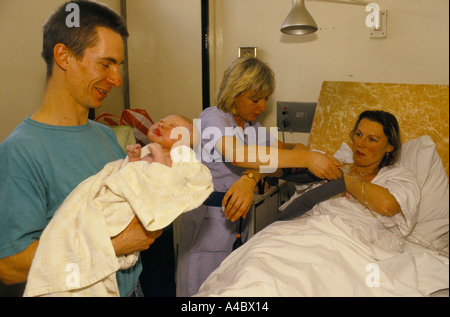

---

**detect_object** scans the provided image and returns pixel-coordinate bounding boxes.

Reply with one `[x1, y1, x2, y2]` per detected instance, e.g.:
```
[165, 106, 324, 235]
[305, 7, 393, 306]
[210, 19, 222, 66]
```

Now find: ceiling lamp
[281, 0, 318, 35]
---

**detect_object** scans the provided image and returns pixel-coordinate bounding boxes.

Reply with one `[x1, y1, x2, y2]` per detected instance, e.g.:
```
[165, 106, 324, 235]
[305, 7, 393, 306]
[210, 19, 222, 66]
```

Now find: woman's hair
[42, 0, 129, 79]
[216, 56, 275, 115]
[350, 110, 401, 168]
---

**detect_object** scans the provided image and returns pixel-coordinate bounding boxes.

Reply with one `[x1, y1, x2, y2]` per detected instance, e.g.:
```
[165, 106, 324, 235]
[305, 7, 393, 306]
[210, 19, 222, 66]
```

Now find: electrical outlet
[277, 102, 317, 133]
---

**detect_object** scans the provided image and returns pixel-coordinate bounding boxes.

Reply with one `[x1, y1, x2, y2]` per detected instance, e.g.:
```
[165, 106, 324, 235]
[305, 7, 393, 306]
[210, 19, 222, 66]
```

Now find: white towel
[24, 145, 213, 297]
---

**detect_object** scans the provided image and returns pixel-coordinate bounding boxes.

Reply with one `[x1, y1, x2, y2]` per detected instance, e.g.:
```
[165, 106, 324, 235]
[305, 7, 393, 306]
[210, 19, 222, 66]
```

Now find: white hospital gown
[308, 164, 420, 251]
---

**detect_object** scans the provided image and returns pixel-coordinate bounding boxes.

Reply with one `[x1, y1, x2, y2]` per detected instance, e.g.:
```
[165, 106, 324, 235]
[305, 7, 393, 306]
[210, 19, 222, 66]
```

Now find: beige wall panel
[126, 0, 203, 123]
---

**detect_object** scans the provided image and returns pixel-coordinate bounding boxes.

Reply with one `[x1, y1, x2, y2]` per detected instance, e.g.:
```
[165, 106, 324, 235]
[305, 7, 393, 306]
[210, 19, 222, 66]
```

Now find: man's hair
[42, 0, 128, 78]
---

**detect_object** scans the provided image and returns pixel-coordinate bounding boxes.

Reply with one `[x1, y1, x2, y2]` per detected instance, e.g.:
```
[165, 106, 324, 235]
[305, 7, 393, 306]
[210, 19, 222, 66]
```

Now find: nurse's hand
[111, 217, 162, 256]
[306, 152, 342, 180]
[222, 176, 256, 222]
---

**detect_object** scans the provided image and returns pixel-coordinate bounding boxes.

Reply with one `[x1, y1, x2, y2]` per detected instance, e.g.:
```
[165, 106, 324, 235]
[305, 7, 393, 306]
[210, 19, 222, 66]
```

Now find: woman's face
[352, 118, 394, 169]
[234, 90, 268, 126]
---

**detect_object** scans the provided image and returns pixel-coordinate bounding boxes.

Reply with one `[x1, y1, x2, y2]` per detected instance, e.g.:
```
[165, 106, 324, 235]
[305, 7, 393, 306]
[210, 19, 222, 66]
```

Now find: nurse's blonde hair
[216, 56, 275, 116]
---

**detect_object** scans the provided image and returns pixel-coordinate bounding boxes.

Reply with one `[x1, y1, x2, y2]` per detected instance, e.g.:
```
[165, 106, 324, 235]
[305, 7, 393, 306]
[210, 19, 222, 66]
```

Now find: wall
[1, 0, 448, 143]
[210, 0, 449, 144]
[0, 0, 124, 142]
[126, 0, 203, 124]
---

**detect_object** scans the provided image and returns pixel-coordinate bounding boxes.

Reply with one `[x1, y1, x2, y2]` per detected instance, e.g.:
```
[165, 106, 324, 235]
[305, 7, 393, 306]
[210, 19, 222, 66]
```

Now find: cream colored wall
[210, 0, 449, 144]
[1, 0, 448, 144]
[0, 0, 124, 142]
[126, 0, 203, 123]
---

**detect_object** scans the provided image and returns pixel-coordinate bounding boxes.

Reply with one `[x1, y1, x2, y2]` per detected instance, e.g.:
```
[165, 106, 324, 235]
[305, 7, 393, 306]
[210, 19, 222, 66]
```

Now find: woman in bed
[290, 110, 415, 237]
[197, 110, 425, 297]
[279, 109, 406, 224]
[278, 109, 403, 222]
[341, 110, 402, 217]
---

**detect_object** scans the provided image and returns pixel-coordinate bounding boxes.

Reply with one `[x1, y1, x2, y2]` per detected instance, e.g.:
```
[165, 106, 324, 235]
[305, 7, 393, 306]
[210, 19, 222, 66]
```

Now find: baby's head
[147, 115, 192, 149]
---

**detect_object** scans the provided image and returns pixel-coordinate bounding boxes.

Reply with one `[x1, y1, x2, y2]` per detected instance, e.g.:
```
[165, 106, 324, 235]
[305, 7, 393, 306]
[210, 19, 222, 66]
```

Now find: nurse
[176, 56, 342, 296]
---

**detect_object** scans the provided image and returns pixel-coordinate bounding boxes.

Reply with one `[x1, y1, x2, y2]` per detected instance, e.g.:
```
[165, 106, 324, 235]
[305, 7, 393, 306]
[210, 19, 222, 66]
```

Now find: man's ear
[53, 43, 71, 71]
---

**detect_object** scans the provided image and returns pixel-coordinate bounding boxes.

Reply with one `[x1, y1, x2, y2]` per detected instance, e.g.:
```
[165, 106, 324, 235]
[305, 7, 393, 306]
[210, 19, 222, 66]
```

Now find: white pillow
[397, 135, 449, 242]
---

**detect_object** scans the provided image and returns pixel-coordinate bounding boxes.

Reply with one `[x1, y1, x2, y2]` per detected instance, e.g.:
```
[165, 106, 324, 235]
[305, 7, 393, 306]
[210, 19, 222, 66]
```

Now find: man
[0, 0, 161, 296]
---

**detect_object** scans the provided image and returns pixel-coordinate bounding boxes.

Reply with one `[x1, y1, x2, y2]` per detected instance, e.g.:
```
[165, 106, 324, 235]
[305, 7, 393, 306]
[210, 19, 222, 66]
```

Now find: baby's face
[148, 115, 191, 149]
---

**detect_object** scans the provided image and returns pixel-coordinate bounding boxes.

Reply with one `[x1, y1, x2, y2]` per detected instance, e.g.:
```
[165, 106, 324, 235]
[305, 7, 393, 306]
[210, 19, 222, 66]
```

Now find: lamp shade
[281, 0, 318, 35]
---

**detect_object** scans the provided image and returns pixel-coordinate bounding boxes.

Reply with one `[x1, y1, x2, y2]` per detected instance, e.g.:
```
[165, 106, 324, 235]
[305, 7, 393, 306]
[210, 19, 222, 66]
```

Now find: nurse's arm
[217, 136, 341, 179]
[216, 135, 312, 169]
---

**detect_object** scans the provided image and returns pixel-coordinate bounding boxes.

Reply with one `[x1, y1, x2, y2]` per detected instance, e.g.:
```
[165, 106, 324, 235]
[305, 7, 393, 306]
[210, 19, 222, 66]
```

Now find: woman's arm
[222, 171, 258, 222]
[344, 174, 401, 217]
[222, 167, 284, 222]
[277, 139, 307, 151]
[216, 136, 342, 180]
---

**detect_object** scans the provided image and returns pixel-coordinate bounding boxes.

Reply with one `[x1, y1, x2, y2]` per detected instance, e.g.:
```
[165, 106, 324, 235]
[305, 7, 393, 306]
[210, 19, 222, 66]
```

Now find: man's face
[66, 26, 124, 110]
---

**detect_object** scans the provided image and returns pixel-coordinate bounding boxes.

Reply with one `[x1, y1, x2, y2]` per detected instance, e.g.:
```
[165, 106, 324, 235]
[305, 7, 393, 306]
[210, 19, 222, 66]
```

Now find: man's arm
[0, 240, 38, 285]
[111, 216, 162, 256]
[0, 217, 161, 285]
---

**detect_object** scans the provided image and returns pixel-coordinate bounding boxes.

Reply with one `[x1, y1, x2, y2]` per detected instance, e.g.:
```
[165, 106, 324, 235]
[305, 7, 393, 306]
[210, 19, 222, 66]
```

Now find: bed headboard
[308, 81, 449, 176]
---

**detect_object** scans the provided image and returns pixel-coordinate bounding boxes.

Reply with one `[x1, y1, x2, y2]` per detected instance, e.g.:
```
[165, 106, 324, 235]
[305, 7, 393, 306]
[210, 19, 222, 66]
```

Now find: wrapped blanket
[24, 145, 213, 297]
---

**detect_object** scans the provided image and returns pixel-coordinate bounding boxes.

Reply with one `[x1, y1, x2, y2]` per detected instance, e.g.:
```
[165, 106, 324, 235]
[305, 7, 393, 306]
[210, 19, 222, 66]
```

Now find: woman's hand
[222, 176, 256, 222]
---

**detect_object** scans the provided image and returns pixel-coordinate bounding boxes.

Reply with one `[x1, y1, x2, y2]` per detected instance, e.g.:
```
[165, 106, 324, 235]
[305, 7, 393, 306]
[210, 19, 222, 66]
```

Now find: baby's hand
[146, 143, 163, 155]
[127, 144, 142, 162]
[146, 143, 168, 166]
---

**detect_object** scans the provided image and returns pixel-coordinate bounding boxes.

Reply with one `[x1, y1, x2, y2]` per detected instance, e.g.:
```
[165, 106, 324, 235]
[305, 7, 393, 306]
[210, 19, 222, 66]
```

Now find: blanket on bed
[24, 145, 213, 297]
[196, 212, 449, 297]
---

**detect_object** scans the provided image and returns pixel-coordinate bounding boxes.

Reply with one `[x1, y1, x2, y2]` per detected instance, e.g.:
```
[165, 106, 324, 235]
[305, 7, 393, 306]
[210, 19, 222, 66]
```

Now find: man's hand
[111, 217, 162, 256]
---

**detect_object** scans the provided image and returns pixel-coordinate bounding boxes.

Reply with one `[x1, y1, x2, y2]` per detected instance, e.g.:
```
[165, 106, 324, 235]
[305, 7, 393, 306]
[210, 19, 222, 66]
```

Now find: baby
[126, 115, 192, 167]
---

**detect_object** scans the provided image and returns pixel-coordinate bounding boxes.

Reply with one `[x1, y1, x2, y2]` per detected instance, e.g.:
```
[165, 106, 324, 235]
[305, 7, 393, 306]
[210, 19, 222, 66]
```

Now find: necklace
[351, 165, 378, 178]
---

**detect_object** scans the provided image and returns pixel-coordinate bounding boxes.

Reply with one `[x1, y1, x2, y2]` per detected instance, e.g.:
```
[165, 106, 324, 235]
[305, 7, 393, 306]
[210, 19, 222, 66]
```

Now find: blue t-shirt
[0, 117, 141, 296]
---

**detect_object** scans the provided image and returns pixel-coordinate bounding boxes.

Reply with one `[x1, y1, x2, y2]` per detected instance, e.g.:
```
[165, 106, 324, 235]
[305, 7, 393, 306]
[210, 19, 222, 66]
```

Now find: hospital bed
[196, 81, 449, 297]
